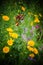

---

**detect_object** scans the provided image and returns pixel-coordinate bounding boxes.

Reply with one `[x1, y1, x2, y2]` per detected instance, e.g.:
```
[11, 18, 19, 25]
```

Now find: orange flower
[29, 53, 35, 58]
[27, 46, 34, 52]
[21, 6, 25, 11]
[3, 46, 10, 53]
[2, 15, 9, 21]
[33, 48, 38, 54]
[34, 17, 40, 23]
[7, 38, 14, 46]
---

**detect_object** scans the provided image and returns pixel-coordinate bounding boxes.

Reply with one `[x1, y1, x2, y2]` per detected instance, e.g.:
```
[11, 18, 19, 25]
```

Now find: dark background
[0, 0, 43, 65]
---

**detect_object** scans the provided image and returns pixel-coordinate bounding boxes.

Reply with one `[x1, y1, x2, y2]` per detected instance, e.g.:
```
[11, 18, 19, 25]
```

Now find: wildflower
[34, 17, 40, 23]
[6, 28, 13, 32]
[3, 46, 10, 53]
[33, 48, 38, 54]
[2, 15, 9, 21]
[16, 14, 24, 20]
[21, 6, 25, 11]
[29, 53, 35, 58]
[9, 32, 18, 39]
[28, 40, 35, 47]
[27, 46, 34, 52]
[7, 38, 14, 46]
[35, 25, 40, 29]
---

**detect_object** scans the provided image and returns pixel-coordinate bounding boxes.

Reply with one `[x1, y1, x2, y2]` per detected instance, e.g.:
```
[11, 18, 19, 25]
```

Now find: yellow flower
[30, 22, 33, 26]
[33, 48, 38, 54]
[27, 46, 34, 52]
[29, 53, 35, 58]
[7, 38, 14, 46]
[9, 32, 18, 39]
[34, 17, 40, 23]
[28, 40, 35, 47]
[6, 28, 13, 32]
[3, 46, 10, 53]
[21, 6, 25, 11]
[2, 15, 9, 21]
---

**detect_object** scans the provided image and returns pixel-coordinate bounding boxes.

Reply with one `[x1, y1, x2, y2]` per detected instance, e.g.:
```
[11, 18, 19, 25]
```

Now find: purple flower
[35, 25, 40, 29]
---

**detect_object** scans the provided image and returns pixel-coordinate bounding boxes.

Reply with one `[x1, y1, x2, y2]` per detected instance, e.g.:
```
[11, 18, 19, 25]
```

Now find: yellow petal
[2, 15, 9, 21]
[27, 46, 34, 52]
[34, 17, 40, 23]
[33, 48, 38, 54]
[21, 6, 25, 11]
[28, 40, 35, 47]
[9, 32, 18, 39]
[6, 28, 13, 32]
[7, 38, 14, 46]
[29, 53, 35, 58]
[3, 46, 10, 53]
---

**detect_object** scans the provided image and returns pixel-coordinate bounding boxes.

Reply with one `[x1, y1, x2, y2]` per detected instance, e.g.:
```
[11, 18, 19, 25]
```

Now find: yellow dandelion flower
[30, 22, 33, 26]
[28, 40, 35, 47]
[7, 38, 14, 46]
[34, 17, 40, 23]
[9, 32, 18, 39]
[21, 6, 25, 11]
[6, 28, 13, 32]
[3, 46, 10, 53]
[27, 46, 34, 52]
[29, 53, 35, 58]
[2, 15, 9, 21]
[33, 48, 38, 54]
